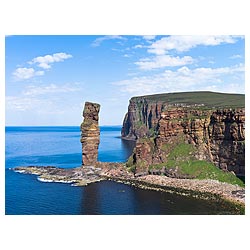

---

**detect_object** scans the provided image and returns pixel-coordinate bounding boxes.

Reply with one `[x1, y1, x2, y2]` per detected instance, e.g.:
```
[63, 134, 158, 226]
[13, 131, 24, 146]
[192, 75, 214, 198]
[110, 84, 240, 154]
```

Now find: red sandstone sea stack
[80, 102, 100, 166]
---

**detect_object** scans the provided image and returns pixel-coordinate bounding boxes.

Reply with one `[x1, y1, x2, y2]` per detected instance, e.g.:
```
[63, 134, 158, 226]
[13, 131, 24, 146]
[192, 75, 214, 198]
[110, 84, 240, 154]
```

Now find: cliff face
[121, 97, 164, 139]
[207, 109, 245, 175]
[123, 92, 245, 176]
[80, 102, 100, 166]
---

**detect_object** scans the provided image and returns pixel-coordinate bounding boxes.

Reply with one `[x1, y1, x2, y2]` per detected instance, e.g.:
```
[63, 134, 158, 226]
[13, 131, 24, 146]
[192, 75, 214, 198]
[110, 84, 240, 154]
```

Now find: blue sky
[5, 35, 245, 126]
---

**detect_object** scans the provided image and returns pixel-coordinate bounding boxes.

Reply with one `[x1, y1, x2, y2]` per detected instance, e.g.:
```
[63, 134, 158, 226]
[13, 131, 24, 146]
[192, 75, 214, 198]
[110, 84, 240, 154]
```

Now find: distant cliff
[122, 91, 245, 177]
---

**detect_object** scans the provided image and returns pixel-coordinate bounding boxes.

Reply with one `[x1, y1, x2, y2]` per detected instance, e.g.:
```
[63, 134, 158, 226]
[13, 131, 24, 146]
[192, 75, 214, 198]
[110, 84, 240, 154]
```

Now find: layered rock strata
[157, 108, 245, 175]
[122, 92, 245, 139]
[123, 93, 245, 176]
[80, 102, 100, 166]
[121, 98, 164, 139]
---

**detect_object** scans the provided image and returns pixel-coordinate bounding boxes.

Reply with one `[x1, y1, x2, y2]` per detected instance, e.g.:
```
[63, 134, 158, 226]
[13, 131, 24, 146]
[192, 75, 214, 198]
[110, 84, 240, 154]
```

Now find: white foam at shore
[13, 170, 26, 173]
[37, 177, 74, 184]
[37, 177, 54, 182]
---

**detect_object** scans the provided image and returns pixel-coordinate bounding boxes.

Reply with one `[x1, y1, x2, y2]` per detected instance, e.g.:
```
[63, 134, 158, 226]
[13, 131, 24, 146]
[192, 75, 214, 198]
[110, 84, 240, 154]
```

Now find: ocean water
[5, 126, 238, 215]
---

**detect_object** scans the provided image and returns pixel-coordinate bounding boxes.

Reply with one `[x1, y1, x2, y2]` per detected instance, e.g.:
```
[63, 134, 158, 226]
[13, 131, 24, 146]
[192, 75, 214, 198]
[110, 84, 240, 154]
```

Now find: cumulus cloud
[147, 35, 243, 55]
[11, 52, 72, 80]
[142, 35, 156, 40]
[12, 67, 44, 80]
[29, 52, 72, 69]
[135, 55, 194, 70]
[112, 64, 244, 95]
[91, 35, 126, 47]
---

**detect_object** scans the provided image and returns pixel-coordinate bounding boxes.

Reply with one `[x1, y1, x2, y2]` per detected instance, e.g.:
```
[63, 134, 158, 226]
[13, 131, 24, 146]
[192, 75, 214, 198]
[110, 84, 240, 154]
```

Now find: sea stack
[80, 102, 100, 166]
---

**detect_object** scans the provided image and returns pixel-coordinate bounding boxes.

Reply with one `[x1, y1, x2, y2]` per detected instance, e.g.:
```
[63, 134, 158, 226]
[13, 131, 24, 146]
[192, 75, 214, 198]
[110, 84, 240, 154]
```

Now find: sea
[5, 126, 238, 215]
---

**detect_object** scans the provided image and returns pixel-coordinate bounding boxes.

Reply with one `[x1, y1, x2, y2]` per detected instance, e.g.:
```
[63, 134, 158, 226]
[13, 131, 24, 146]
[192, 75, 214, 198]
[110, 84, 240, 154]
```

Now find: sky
[5, 35, 245, 126]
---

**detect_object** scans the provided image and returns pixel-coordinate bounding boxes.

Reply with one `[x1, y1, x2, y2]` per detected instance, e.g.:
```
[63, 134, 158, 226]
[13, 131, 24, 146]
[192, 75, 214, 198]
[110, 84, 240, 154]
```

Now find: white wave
[37, 177, 54, 182]
[57, 180, 74, 183]
[14, 170, 26, 173]
[37, 177, 73, 184]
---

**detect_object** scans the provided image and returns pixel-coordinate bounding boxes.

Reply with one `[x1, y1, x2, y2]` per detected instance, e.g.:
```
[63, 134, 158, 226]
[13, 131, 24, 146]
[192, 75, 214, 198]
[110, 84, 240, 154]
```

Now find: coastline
[106, 176, 245, 207]
[12, 163, 245, 213]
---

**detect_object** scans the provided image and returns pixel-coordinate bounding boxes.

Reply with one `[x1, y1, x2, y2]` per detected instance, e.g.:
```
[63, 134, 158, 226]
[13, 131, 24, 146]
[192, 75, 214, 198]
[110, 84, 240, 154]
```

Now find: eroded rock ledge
[13, 164, 245, 206]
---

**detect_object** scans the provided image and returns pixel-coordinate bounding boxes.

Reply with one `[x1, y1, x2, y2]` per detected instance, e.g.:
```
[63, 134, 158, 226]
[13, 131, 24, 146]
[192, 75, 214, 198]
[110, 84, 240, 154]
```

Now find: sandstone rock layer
[80, 102, 100, 166]
[122, 92, 245, 176]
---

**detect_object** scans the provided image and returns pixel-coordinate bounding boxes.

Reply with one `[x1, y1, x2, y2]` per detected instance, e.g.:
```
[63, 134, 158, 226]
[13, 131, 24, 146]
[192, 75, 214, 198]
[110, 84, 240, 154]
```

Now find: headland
[12, 92, 245, 213]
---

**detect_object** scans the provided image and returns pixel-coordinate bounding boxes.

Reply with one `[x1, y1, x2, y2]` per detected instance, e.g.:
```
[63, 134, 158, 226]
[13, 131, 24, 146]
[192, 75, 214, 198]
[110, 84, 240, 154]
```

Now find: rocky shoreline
[12, 163, 245, 208]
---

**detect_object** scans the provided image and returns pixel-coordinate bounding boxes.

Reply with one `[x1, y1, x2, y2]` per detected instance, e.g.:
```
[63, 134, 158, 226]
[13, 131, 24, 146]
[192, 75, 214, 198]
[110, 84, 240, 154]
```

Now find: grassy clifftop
[131, 91, 245, 109]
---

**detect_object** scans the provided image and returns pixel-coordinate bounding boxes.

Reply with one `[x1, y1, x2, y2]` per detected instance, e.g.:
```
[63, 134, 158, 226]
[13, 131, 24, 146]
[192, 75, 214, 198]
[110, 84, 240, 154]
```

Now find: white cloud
[135, 55, 194, 70]
[147, 35, 243, 55]
[91, 35, 126, 47]
[112, 64, 244, 95]
[134, 44, 143, 49]
[143, 35, 156, 40]
[123, 54, 131, 58]
[208, 60, 215, 64]
[11, 53, 72, 81]
[230, 54, 242, 59]
[29, 52, 72, 69]
[12, 67, 44, 80]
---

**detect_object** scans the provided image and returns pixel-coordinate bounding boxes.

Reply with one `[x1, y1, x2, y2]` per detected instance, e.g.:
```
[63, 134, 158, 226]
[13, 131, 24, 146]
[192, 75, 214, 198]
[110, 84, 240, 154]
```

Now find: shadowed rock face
[80, 102, 100, 166]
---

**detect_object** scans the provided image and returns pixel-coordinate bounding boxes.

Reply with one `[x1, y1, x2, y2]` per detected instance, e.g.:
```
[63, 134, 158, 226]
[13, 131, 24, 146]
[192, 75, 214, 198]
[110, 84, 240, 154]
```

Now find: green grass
[179, 160, 244, 187]
[131, 91, 245, 109]
[167, 142, 195, 159]
[161, 143, 171, 152]
[150, 160, 244, 187]
[126, 155, 134, 167]
[148, 127, 157, 137]
[149, 140, 244, 187]
[135, 120, 144, 128]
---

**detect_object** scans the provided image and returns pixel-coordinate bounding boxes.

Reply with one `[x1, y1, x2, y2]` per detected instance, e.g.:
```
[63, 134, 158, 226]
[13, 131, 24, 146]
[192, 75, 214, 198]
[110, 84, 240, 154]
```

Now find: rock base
[13, 164, 245, 206]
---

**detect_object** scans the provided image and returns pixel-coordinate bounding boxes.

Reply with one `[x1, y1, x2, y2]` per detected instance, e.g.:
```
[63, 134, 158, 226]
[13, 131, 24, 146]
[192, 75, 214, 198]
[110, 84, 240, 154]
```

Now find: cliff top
[131, 91, 245, 109]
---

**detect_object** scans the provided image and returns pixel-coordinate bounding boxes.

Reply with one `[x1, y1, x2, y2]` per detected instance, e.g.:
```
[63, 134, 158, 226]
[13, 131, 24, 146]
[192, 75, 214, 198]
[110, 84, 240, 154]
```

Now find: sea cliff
[122, 91, 245, 178]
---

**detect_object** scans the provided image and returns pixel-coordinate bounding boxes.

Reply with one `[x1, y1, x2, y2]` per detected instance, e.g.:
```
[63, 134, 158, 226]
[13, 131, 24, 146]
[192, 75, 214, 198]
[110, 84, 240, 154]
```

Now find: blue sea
[5, 126, 237, 215]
